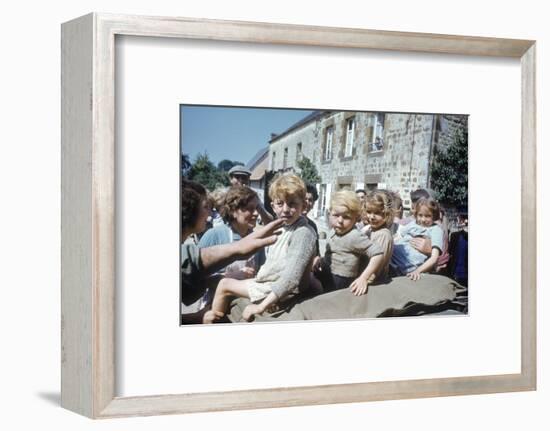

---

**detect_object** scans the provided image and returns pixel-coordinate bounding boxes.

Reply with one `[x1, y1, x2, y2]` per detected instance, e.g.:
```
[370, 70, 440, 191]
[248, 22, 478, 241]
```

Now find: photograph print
[180, 105, 468, 325]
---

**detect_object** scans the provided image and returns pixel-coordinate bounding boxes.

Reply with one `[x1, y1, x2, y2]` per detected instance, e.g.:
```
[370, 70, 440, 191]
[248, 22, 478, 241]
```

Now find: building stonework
[268, 111, 467, 217]
[436, 114, 468, 150]
[269, 119, 319, 172]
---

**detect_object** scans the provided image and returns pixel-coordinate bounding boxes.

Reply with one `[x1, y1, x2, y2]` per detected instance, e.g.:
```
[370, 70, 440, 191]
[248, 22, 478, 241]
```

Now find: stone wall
[268, 111, 467, 212]
[268, 119, 319, 172]
[437, 114, 468, 150]
[364, 113, 436, 209]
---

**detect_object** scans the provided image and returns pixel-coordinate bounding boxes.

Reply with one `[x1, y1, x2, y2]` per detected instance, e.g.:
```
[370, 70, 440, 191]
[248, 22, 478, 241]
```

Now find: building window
[369, 113, 385, 153]
[338, 183, 352, 191]
[319, 184, 327, 214]
[271, 151, 276, 170]
[318, 183, 332, 217]
[296, 142, 303, 162]
[366, 183, 378, 191]
[283, 147, 288, 169]
[324, 127, 333, 161]
[345, 117, 355, 157]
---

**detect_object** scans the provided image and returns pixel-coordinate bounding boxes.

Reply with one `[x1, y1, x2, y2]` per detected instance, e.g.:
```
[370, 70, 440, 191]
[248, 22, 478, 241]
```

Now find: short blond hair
[269, 173, 306, 203]
[330, 190, 361, 217]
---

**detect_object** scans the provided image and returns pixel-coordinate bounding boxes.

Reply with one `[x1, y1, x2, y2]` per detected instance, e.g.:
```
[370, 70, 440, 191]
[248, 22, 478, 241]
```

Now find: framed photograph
[61, 13, 536, 419]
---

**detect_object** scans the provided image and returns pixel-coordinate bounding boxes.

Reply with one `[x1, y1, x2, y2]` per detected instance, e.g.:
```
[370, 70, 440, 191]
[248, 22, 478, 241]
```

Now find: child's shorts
[246, 279, 273, 303]
[314, 267, 354, 293]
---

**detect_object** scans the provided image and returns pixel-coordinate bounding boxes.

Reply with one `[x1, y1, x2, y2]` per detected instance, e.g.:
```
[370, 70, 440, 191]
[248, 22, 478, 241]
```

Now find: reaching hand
[407, 270, 422, 281]
[200, 218, 284, 273]
[237, 218, 284, 257]
[350, 277, 369, 296]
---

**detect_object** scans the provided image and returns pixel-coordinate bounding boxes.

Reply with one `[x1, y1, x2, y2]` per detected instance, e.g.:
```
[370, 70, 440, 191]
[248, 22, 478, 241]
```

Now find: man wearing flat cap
[228, 165, 273, 224]
[228, 165, 252, 186]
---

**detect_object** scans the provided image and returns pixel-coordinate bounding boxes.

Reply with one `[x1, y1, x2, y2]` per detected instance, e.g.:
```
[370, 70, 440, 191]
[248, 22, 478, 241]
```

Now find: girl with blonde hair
[361, 190, 395, 282]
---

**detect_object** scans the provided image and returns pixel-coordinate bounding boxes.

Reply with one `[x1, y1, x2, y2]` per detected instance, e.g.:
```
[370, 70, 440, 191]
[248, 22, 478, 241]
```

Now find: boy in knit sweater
[211, 174, 317, 322]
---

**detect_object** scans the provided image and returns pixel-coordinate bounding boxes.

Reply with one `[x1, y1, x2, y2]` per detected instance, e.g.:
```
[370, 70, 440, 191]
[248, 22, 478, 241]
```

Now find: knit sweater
[324, 228, 383, 278]
[254, 216, 317, 300]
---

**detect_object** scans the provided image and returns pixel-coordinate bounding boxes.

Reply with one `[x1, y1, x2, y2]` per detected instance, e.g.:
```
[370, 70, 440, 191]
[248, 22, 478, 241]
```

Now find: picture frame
[61, 12, 536, 419]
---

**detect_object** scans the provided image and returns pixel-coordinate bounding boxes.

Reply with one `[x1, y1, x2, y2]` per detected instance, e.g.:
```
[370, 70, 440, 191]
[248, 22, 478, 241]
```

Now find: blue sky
[180, 105, 314, 166]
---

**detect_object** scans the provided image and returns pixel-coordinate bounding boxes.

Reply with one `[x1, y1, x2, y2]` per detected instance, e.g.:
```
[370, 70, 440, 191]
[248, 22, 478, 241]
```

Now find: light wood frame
[61, 13, 537, 419]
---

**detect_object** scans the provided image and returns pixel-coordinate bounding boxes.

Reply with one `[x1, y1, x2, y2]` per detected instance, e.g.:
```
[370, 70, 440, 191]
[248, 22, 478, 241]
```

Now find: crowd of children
[182, 167, 468, 324]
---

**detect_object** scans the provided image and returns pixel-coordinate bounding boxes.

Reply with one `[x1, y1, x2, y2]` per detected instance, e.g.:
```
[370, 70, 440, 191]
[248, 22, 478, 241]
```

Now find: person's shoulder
[429, 224, 444, 235]
[299, 216, 316, 234]
[428, 224, 444, 241]
[198, 224, 228, 247]
[181, 242, 201, 267]
[292, 217, 317, 238]
[343, 228, 369, 247]
[306, 217, 318, 232]
[182, 242, 199, 254]
[348, 227, 365, 240]
[426, 224, 444, 249]
[372, 227, 393, 239]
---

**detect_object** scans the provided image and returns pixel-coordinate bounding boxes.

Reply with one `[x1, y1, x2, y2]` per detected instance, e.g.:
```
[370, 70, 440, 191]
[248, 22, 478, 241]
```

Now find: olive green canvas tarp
[228, 274, 466, 323]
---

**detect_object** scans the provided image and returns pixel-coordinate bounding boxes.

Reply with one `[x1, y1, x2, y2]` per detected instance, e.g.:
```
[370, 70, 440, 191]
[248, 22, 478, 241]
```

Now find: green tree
[217, 159, 245, 172]
[297, 156, 321, 185]
[188, 152, 229, 190]
[181, 153, 192, 178]
[430, 127, 468, 207]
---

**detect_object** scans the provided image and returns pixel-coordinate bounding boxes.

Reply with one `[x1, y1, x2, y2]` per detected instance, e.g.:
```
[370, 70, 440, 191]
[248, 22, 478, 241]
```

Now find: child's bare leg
[211, 278, 251, 317]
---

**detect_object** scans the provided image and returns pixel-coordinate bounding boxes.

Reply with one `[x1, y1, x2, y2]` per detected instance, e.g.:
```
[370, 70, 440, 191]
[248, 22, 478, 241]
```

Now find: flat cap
[228, 165, 252, 176]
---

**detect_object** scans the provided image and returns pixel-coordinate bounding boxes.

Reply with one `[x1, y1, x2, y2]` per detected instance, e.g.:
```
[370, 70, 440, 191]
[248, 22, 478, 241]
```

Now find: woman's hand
[237, 219, 284, 257]
[410, 237, 432, 256]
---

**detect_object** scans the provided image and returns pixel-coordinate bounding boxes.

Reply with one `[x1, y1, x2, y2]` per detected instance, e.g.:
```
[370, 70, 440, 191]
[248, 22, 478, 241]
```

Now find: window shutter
[366, 126, 374, 146]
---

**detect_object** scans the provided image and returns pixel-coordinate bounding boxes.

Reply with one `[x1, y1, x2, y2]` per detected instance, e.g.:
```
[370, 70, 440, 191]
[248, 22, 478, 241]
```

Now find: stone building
[268, 110, 467, 218]
[246, 146, 269, 201]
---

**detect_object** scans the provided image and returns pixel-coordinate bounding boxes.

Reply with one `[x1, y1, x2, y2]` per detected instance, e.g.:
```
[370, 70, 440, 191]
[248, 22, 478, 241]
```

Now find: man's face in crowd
[304, 192, 316, 214]
[230, 174, 250, 187]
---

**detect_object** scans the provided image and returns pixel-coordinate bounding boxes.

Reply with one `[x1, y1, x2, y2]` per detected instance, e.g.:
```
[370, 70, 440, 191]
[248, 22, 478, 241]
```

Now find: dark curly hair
[220, 186, 258, 223]
[305, 183, 319, 202]
[410, 188, 431, 205]
[181, 180, 207, 230]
